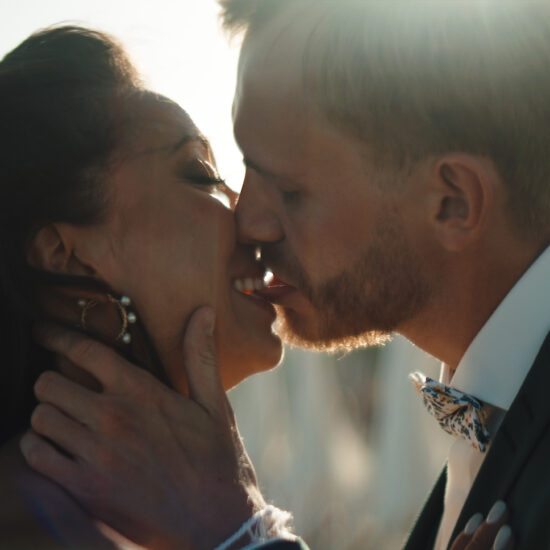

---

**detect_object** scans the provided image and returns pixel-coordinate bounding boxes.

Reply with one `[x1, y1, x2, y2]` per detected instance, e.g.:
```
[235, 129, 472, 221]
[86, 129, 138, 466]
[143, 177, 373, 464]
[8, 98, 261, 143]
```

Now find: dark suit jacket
[259, 332, 550, 550]
[404, 331, 550, 550]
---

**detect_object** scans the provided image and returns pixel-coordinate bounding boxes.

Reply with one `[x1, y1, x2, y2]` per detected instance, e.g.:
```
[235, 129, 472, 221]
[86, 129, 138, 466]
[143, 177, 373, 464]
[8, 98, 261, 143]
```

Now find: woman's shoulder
[0, 435, 118, 550]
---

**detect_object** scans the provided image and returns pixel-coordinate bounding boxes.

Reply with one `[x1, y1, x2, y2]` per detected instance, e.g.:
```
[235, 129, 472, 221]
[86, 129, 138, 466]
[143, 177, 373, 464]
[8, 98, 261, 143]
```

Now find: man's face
[233, 22, 433, 351]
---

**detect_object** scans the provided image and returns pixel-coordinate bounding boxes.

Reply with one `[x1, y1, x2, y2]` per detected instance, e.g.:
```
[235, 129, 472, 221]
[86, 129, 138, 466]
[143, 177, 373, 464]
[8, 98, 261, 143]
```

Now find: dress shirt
[433, 244, 550, 550]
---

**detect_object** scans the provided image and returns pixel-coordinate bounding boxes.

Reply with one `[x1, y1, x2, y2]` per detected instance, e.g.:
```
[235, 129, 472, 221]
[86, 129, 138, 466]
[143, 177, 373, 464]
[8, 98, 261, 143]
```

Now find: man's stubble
[270, 209, 432, 352]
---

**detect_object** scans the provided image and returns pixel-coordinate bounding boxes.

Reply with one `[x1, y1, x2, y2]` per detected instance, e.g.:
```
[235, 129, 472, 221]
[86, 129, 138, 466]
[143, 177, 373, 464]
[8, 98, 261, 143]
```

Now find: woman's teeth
[233, 277, 266, 294]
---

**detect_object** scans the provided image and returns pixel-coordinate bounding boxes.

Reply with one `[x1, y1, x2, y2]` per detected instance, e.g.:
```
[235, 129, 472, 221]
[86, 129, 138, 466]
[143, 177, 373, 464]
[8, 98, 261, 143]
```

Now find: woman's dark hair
[0, 26, 143, 443]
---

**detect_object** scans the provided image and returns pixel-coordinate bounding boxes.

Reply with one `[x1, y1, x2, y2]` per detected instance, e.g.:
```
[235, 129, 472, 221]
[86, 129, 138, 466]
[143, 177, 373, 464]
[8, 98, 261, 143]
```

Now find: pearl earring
[78, 294, 137, 344]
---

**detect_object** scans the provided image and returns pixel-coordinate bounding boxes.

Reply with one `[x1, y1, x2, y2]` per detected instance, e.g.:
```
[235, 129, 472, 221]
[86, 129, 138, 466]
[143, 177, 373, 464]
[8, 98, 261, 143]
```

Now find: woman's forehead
[122, 95, 208, 157]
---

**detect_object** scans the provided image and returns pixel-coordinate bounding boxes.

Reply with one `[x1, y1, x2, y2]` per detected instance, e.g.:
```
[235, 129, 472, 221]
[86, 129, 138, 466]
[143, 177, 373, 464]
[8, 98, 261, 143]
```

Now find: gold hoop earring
[77, 294, 137, 344]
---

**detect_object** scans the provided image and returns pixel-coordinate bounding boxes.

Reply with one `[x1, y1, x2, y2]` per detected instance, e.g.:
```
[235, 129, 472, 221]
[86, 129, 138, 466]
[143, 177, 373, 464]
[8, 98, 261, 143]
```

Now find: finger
[493, 525, 514, 550]
[20, 430, 81, 489]
[35, 324, 136, 391]
[34, 370, 101, 426]
[182, 306, 225, 416]
[450, 512, 483, 550]
[55, 355, 103, 392]
[467, 501, 509, 550]
[30, 402, 95, 459]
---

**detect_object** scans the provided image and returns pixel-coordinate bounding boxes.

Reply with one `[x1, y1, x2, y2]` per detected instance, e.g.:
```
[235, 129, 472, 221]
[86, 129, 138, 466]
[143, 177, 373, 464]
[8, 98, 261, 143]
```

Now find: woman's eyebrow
[169, 134, 210, 156]
[126, 133, 211, 160]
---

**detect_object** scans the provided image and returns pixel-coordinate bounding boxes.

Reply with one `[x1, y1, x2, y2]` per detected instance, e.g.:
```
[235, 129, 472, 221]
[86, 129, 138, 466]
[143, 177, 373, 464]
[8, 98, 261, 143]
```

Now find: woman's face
[83, 96, 282, 392]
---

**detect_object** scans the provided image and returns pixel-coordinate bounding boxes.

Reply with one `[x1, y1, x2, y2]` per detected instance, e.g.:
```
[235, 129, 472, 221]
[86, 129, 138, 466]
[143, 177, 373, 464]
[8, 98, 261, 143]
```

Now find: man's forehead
[238, 3, 326, 91]
[233, 4, 361, 178]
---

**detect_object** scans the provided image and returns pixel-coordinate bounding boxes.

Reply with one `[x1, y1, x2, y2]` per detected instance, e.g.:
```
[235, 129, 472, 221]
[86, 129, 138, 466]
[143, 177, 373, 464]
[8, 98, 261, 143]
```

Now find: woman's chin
[220, 333, 283, 390]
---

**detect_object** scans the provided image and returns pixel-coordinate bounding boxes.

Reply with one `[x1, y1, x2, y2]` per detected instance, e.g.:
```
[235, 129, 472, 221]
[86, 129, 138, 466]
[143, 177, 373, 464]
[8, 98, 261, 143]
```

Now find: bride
[0, 25, 280, 549]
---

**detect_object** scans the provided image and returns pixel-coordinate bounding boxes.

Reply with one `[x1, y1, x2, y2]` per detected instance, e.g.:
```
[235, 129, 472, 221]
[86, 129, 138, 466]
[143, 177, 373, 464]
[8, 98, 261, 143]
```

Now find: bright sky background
[2, 0, 245, 190]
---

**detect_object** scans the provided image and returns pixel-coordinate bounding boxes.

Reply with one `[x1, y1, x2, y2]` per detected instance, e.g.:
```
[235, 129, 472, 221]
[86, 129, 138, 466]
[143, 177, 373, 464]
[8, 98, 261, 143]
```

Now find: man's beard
[267, 212, 431, 352]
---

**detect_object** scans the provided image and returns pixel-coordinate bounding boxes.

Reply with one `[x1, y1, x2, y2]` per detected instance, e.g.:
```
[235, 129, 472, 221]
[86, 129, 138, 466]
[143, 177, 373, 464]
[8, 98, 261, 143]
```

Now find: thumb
[182, 306, 225, 415]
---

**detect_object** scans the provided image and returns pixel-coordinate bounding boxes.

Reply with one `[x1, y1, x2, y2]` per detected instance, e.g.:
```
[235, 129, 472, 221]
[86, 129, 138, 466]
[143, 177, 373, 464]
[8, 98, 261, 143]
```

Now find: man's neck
[400, 240, 546, 373]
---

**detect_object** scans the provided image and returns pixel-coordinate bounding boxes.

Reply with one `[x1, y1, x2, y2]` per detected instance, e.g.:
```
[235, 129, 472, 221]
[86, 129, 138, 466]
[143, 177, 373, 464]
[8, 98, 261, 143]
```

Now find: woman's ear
[429, 154, 497, 252]
[27, 223, 96, 276]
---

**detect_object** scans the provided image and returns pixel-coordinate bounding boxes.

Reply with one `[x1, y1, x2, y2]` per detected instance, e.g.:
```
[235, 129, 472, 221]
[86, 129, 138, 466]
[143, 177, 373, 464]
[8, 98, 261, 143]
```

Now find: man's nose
[235, 175, 284, 245]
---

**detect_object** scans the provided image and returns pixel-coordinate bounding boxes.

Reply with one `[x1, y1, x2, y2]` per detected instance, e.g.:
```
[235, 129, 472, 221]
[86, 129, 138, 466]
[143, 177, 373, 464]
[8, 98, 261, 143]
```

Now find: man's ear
[429, 154, 497, 252]
[27, 223, 96, 276]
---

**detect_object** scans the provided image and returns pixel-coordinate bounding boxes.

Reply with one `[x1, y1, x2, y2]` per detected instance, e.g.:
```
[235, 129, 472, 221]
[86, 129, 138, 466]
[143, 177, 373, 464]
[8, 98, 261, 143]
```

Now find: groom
[22, 1, 550, 548]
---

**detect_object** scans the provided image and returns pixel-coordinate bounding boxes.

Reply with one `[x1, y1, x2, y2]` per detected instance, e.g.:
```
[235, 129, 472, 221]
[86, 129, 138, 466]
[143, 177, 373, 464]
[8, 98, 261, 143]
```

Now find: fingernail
[487, 500, 507, 524]
[493, 524, 512, 550]
[464, 512, 483, 536]
[19, 431, 36, 458]
[204, 308, 216, 337]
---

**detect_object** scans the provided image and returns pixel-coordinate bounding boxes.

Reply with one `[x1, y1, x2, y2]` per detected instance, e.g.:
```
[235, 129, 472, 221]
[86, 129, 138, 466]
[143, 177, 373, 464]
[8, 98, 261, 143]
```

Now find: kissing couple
[5, 1, 550, 549]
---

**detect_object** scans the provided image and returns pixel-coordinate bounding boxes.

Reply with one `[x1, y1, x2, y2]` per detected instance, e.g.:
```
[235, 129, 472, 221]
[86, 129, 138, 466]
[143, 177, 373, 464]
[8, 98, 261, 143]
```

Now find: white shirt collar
[440, 245, 550, 410]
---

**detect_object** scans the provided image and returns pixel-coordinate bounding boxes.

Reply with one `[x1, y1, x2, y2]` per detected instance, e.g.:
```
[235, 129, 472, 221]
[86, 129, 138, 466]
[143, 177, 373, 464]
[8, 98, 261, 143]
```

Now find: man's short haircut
[220, 0, 550, 240]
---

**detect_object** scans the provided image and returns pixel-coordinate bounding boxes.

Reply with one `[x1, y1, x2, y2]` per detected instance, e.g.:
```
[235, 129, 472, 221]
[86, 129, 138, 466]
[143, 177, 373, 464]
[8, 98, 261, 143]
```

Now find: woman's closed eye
[185, 171, 233, 207]
[177, 156, 235, 207]
[183, 158, 226, 190]
[187, 174, 226, 188]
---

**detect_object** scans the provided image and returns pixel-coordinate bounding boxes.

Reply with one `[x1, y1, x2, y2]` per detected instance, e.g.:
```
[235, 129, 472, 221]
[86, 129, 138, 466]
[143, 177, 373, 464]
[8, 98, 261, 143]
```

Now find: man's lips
[254, 274, 296, 301]
[231, 264, 297, 308]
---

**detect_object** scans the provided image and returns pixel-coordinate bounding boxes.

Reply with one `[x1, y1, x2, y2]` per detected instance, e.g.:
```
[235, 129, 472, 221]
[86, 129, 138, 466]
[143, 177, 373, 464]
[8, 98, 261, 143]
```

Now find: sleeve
[247, 537, 310, 550]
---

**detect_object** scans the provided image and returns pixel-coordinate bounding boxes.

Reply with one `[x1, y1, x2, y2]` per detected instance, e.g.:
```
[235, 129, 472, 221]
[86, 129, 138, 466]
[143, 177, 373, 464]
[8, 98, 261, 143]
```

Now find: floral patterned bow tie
[409, 372, 491, 453]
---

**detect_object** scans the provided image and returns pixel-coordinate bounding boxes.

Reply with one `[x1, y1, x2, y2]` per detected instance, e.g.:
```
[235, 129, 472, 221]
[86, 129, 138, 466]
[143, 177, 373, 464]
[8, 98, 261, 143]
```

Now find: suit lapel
[449, 331, 550, 546]
[402, 467, 446, 550]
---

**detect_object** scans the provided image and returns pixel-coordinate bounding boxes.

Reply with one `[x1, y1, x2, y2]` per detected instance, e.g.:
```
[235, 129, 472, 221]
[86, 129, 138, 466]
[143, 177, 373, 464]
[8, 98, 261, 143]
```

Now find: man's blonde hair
[220, 0, 550, 239]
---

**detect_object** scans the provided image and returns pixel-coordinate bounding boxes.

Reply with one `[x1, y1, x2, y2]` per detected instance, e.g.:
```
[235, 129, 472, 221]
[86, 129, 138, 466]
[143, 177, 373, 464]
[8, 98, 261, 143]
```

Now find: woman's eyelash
[187, 175, 226, 186]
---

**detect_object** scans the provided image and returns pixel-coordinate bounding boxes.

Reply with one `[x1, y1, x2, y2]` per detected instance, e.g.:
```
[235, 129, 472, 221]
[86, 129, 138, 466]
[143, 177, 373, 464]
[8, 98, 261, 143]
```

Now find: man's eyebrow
[244, 157, 303, 184]
[243, 157, 276, 178]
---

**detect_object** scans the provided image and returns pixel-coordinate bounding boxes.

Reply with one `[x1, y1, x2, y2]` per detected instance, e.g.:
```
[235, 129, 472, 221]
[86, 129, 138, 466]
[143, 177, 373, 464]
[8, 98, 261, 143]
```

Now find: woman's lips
[233, 276, 266, 294]
[232, 273, 277, 317]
